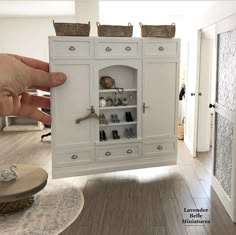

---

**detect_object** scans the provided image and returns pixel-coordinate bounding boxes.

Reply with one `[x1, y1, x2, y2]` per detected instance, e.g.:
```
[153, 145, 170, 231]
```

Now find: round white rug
[0, 179, 84, 235]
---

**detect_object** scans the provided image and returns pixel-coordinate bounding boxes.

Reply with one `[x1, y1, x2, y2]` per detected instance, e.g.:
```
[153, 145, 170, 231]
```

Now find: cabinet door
[143, 59, 178, 139]
[51, 61, 94, 147]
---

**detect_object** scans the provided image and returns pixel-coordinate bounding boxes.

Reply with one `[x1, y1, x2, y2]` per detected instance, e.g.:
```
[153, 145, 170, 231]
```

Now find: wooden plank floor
[0, 130, 236, 235]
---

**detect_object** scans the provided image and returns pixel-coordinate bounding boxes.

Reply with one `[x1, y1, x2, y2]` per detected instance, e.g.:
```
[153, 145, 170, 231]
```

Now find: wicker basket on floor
[53, 20, 90, 36]
[96, 22, 133, 37]
[140, 22, 175, 38]
[178, 123, 184, 140]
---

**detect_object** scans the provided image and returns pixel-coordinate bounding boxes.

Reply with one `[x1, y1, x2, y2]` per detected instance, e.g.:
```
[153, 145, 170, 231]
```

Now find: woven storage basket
[139, 22, 175, 38]
[178, 123, 184, 140]
[96, 22, 133, 37]
[53, 20, 90, 36]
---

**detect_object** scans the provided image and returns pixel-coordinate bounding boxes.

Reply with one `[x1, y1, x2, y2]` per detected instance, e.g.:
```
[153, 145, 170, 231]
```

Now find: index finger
[7, 54, 49, 72]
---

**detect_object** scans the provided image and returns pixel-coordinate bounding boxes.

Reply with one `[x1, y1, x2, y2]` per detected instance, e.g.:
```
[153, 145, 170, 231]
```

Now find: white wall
[185, 1, 236, 154]
[0, 17, 75, 129]
[196, 1, 236, 30]
[75, 0, 99, 36]
[0, 17, 75, 61]
[0, 1, 97, 130]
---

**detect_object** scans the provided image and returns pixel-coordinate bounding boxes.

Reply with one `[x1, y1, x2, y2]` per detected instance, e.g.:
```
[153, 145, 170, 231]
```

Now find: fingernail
[53, 73, 66, 84]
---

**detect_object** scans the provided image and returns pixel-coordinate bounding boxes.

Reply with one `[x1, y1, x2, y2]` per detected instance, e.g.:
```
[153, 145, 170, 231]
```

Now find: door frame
[196, 26, 216, 152]
[184, 30, 201, 157]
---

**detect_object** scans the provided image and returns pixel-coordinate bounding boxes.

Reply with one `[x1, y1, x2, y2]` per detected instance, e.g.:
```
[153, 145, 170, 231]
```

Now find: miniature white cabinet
[49, 37, 180, 178]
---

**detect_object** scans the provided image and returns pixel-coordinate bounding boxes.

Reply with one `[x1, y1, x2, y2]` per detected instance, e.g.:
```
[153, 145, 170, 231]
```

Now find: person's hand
[0, 54, 66, 125]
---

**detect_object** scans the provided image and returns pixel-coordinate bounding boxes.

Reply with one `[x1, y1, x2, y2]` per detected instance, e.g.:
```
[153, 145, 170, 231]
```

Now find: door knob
[143, 102, 150, 113]
[209, 104, 215, 108]
[191, 93, 195, 96]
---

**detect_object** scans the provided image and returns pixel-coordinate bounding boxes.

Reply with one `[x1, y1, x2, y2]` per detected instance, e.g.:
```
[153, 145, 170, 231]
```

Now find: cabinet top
[49, 36, 180, 42]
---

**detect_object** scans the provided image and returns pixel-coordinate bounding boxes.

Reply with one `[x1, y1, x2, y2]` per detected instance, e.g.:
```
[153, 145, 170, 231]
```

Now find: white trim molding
[212, 175, 236, 223]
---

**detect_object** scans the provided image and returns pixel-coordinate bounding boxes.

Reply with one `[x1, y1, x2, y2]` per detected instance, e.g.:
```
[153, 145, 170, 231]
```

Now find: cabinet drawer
[50, 40, 91, 59]
[143, 141, 175, 155]
[95, 41, 140, 59]
[143, 42, 177, 58]
[53, 147, 93, 167]
[96, 143, 140, 161]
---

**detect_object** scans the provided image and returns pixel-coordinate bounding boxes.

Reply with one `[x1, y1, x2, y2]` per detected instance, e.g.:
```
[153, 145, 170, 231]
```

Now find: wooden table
[0, 164, 48, 215]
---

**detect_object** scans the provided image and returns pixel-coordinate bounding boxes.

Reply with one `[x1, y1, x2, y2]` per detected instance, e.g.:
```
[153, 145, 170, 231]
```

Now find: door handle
[105, 46, 112, 52]
[125, 46, 132, 51]
[191, 93, 195, 96]
[75, 106, 99, 124]
[209, 104, 215, 108]
[158, 46, 164, 51]
[69, 45, 76, 51]
[143, 102, 150, 113]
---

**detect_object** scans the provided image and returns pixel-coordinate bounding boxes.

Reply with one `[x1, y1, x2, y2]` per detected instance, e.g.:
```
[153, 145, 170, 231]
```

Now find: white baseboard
[212, 175, 236, 223]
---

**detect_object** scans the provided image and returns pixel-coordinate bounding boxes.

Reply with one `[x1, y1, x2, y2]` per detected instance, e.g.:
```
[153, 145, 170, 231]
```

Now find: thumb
[29, 68, 66, 89]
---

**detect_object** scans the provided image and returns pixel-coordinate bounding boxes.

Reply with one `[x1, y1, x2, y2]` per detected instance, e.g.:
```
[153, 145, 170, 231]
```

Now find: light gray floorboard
[0, 131, 236, 235]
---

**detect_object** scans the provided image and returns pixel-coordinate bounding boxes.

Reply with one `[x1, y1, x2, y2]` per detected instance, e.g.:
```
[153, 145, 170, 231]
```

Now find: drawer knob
[126, 149, 133, 154]
[105, 46, 112, 52]
[157, 145, 163, 150]
[71, 154, 78, 160]
[125, 46, 131, 51]
[105, 151, 111, 156]
[69, 46, 76, 51]
[158, 46, 164, 51]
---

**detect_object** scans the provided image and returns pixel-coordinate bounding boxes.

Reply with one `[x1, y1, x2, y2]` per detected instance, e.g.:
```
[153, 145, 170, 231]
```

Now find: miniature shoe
[102, 130, 107, 141]
[99, 114, 103, 124]
[112, 130, 116, 139]
[111, 114, 115, 123]
[115, 130, 120, 139]
[125, 128, 130, 139]
[114, 114, 120, 123]
[112, 130, 120, 139]
[101, 113, 108, 124]
[128, 112, 134, 122]
[100, 131, 103, 141]
[125, 112, 130, 122]
[129, 128, 135, 138]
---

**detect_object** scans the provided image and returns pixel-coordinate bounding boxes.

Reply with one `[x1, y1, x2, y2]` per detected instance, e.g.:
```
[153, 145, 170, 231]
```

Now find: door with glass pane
[211, 17, 236, 222]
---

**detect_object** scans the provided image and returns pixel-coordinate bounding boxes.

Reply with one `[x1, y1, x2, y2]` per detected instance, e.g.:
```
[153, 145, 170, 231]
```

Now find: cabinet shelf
[96, 138, 140, 145]
[100, 121, 137, 127]
[99, 105, 137, 110]
[99, 89, 137, 93]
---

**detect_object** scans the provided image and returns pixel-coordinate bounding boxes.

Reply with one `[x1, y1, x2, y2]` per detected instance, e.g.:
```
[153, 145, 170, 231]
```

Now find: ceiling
[0, 0, 216, 18]
[100, 1, 217, 16]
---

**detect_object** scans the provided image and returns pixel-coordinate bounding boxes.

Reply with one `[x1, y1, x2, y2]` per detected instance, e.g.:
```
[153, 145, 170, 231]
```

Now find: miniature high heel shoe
[111, 114, 115, 123]
[102, 130, 107, 141]
[129, 128, 135, 138]
[128, 112, 133, 122]
[115, 130, 120, 139]
[112, 130, 116, 139]
[100, 131, 103, 141]
[112, 130, 120, 139]
[125, 128, 130, 139]
[114, 114, 120, 123]
[101, 113, 108, 124]
[125, 112, 130, 122]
